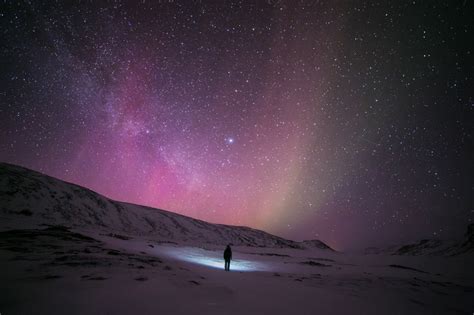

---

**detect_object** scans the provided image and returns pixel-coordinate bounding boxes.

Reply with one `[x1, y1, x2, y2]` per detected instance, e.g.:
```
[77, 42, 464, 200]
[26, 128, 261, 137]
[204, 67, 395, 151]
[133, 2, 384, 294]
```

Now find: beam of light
[157, 246, 269, 272]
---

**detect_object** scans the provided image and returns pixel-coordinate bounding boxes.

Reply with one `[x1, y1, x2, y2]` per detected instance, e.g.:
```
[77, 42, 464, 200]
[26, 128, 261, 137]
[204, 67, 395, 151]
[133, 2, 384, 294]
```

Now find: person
[223, 244, 232, 271]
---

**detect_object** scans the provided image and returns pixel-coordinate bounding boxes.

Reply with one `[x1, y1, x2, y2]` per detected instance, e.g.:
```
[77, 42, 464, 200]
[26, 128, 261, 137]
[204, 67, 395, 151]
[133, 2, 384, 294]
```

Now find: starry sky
[1, 1, 472, 249]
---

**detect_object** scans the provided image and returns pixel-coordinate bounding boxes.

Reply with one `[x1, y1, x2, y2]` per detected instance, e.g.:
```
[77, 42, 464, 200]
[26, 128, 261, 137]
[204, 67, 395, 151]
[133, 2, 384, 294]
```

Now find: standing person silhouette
[223, 244, 232, 271]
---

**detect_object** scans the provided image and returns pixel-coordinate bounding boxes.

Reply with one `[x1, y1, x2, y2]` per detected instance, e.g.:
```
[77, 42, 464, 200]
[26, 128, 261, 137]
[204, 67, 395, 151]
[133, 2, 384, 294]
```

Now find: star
[1, 0, 470, 249]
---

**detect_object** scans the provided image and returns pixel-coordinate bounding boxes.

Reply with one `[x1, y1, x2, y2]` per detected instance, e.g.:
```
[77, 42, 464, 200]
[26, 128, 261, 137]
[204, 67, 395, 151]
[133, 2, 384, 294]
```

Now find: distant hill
[364, 224, 474, 256]
[0, 163, 332, 250]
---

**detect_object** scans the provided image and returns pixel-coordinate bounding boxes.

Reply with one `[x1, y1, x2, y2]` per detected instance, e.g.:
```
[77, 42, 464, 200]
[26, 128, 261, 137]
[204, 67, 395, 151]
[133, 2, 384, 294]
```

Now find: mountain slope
[393, 224, 474, 256]
[364, 224, 474, 256]
[0, 163, 332, 250]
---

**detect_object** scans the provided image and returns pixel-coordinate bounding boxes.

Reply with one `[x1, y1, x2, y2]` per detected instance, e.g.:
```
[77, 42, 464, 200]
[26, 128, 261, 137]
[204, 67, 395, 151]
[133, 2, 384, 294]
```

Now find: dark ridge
[388, 264, 429, 274]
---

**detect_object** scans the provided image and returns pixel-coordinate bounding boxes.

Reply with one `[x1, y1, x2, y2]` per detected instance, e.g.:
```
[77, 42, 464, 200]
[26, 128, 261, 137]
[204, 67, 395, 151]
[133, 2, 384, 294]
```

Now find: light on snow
[157, 246, 268, 272]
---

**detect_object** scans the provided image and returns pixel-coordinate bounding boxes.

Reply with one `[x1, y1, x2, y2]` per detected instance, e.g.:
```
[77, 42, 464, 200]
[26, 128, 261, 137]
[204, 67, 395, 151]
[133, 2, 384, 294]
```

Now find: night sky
[1, 1, 472, 249]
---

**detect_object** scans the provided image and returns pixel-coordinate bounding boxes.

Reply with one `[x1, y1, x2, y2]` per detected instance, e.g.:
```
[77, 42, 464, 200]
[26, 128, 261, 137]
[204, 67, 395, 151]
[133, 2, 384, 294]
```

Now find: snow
[157, 246, 269, 271]
[1, 162, 474, 314]
[1, 226, 474, 314]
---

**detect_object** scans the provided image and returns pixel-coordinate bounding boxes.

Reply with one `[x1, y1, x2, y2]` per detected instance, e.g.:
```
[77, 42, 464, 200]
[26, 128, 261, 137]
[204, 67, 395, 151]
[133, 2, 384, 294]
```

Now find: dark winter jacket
[224, 246, 232, 260]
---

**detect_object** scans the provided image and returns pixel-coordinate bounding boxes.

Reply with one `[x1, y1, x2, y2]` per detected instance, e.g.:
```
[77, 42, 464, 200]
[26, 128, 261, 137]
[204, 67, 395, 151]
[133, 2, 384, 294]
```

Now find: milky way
[1, 1, 472, 249]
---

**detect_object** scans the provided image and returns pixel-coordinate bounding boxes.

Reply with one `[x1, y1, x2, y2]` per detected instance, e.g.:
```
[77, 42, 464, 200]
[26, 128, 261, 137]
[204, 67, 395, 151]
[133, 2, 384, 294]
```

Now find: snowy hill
[364, 224, 474, 256]
[2, 162, 474, 315]
[300, 239, 333, 250]
[0, 163, 332, 250]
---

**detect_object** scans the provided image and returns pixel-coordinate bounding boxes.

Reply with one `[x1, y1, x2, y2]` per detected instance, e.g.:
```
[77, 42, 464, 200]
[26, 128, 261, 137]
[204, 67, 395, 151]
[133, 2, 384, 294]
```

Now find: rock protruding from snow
[0, 163, 333, 250]
[459, 223, 474, 253]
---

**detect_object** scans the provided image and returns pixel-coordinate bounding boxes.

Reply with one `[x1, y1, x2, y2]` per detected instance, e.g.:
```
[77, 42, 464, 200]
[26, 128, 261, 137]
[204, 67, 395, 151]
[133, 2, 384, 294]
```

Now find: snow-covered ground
[1, 163, 473, 314]
[1, 226, 473, 315]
